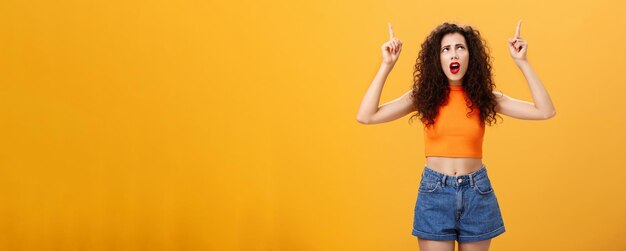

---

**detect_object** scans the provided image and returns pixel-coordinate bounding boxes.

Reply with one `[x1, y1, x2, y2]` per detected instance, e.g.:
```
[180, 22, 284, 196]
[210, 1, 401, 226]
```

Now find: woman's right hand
[381, 22, 402, 65]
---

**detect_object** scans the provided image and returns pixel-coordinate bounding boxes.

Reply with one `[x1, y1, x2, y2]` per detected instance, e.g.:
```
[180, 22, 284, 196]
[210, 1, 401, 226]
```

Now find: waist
[422, 163, 488, 187]
[425, 157, 483, 176]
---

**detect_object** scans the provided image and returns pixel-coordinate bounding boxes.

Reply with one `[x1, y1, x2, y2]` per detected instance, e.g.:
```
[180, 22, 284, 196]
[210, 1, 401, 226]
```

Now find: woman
[356, 21, 556, 251]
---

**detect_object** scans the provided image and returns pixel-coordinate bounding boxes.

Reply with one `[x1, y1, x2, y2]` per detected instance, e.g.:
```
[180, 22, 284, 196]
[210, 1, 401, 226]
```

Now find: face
[440, 32, 469, 84]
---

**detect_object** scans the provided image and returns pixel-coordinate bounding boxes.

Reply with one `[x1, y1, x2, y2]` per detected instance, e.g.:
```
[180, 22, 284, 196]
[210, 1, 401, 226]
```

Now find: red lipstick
[450, 62, 460, 74]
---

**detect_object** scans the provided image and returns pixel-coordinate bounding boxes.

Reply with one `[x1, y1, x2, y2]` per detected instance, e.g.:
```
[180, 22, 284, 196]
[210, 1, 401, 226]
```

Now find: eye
[457, 46, 465, 50]
[442, 48, 449, 52]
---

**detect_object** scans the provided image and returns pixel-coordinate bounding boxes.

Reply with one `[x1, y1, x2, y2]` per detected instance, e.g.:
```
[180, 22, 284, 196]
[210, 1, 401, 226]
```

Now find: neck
[448, 79, 462, 86]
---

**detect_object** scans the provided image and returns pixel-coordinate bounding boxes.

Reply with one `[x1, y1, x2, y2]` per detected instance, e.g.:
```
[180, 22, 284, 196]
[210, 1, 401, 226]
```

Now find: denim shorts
[411, 164, 506, 243]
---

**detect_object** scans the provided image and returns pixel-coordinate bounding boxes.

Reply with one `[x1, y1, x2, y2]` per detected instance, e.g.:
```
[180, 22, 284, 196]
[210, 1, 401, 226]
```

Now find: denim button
[458, 178, 463, 183]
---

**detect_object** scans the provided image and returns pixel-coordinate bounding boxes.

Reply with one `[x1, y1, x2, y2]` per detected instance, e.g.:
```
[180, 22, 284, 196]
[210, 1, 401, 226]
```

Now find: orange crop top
[423, 85, 485, 158]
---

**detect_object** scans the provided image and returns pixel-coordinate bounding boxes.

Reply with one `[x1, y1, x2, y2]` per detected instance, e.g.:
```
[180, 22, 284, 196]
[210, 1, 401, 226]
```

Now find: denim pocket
[473, 177, 494, 195]
[418, 175, 440, 193]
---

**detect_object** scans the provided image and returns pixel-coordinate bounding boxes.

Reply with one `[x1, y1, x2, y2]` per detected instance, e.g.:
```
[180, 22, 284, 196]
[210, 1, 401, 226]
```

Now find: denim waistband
[422, 164, 488, 187]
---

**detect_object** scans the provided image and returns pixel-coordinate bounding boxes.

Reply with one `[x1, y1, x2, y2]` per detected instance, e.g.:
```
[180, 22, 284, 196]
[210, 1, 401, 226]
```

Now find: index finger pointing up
[388, 22, 395, 39]
[514, 20, 522, 38]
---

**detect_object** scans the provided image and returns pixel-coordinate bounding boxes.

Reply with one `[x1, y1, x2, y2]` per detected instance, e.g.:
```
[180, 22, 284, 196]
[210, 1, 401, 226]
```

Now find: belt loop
[469, 174, 474, 187]
[441, 175, 447, 187]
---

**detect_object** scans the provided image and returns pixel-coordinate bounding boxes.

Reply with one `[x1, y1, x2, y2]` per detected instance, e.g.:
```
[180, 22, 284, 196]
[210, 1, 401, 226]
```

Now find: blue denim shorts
[411, 164, 506, 243]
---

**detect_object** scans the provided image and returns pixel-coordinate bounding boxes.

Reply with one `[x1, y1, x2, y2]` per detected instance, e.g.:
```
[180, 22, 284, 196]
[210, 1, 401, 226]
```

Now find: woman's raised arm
[496, 20, 556, 120]
[357, 23, 415, 124]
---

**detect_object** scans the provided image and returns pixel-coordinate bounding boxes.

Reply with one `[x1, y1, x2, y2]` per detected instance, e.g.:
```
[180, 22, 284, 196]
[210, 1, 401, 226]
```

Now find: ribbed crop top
[423, 85, 485, 158]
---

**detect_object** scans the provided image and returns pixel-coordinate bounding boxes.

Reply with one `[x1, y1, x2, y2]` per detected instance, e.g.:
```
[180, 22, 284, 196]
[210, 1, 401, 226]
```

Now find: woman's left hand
[508, 20, 528, 63]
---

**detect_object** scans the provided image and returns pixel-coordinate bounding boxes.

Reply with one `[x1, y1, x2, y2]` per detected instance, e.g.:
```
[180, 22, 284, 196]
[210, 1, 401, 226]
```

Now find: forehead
[441, 33, 466, 47]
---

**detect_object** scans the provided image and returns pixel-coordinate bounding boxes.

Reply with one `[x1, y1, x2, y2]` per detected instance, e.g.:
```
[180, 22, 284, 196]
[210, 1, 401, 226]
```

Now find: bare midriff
[425, 156, 484, 176]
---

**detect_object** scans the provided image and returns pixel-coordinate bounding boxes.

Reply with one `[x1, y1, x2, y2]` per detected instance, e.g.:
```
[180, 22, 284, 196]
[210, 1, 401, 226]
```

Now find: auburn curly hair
[408, 22, 502, 128]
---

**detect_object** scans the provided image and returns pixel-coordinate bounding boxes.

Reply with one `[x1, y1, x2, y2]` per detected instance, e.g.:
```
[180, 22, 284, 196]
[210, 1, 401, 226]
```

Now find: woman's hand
[381, 22, 403, 66]
[508, 20, 528, 64]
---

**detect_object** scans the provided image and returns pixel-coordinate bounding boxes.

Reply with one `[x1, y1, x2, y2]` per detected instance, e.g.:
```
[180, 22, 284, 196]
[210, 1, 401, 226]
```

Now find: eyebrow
[441, 43, 466, 49]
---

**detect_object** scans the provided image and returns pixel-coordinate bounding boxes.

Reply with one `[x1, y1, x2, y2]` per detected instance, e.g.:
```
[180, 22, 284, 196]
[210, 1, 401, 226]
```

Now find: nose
[451, 52, 459, 60]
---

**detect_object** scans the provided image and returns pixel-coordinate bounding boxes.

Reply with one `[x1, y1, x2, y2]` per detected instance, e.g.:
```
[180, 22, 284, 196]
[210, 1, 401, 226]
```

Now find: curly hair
[408, 22, 502, 128]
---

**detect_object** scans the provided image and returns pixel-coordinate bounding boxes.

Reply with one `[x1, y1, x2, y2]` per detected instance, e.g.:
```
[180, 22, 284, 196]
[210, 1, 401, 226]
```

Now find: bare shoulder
[491, 90, 511, 106]
[491, 90, 510, 112]
[492, 90, 505, 99]
[401, 88, 416, 103]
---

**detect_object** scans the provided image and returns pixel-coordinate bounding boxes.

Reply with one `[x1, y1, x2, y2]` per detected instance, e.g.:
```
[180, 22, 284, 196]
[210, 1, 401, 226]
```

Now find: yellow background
[1, 0, 625, 250]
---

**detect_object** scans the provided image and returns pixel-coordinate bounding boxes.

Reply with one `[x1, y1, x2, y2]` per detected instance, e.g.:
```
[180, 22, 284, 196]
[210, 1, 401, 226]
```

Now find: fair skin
[356, 21, 556, 251]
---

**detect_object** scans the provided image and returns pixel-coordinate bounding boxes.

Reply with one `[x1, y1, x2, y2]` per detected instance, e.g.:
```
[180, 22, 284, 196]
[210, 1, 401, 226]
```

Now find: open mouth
[450, 62, 460, 74]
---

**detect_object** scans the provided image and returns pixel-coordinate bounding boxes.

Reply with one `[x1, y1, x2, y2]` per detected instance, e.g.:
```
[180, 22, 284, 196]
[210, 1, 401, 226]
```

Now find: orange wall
[0, 0, 625, 250]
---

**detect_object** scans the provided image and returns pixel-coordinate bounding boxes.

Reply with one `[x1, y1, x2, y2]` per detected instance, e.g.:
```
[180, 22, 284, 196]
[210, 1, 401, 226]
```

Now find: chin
[452, 74, 466, 81]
